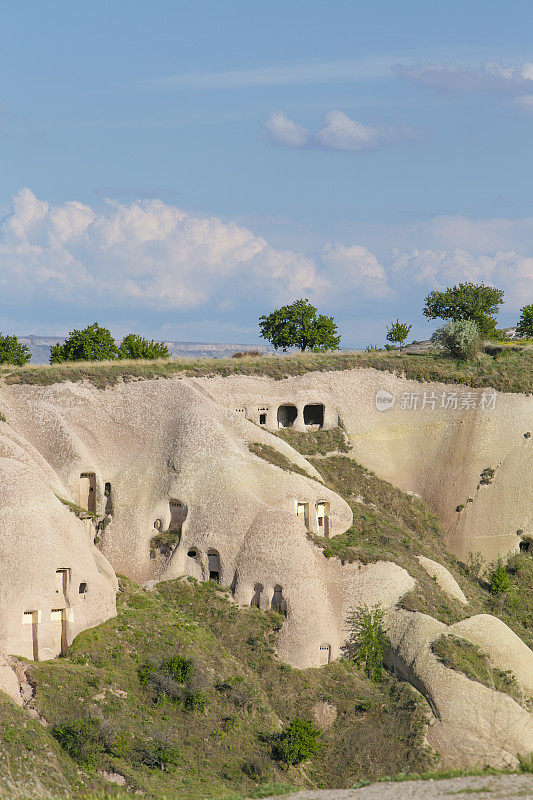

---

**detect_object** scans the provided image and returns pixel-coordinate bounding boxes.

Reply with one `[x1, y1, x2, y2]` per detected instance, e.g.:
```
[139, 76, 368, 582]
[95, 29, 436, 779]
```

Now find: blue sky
[1, 0, 532, 346]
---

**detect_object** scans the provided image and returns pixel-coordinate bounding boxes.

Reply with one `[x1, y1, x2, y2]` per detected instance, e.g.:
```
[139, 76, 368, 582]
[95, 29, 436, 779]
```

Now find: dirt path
[272, 774, 533, 800]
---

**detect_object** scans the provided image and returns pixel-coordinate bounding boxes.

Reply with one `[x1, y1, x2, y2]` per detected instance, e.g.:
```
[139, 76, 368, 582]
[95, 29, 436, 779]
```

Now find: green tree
[344, 604, 388, 682]
[488, 559, 512, 598]
[386, 320, 412, 350]
[259, 298, 340, 352]
[272, 718, 321, 766]
[0, 333, 31, 365]
[516, 304, 533, 338]
[50, 323, 118, 363]
[423, 282, 504, 339]
[118, 334, 170, 360]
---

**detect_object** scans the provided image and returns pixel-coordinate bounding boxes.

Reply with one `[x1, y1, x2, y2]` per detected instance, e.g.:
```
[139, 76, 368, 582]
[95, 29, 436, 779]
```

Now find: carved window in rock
[316, 501, 331, 538]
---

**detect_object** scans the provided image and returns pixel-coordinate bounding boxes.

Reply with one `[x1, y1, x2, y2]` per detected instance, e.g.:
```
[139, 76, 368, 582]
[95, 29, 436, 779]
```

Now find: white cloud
[0, 189, 329, 310]
[265, 110, 415, 152]
[397, 60, 533, 109]
[393, 248, 533, 309]
[2, 190, 531, 342]
[322, 243, 390, 297]
[265, 111, 309, 147]
[316, 110, 414, 151]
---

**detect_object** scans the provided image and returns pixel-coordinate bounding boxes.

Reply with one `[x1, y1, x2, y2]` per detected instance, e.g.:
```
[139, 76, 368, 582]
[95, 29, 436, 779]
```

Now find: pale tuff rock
[201, 368, 532, 562]
[0, 367, 531, 768]
[416, 556, 468, 604]
[386, 610, 533, 769]
[449, 614, 533, 694]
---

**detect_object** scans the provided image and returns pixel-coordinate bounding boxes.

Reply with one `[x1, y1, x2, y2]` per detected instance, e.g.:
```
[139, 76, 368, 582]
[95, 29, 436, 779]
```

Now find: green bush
[184, 689, 210, 712]
[272, 718, 321, 766]
[488, 559, 512, 597]
[50, 323, 118, 363]
[149, 528, 181, 558]
[516, 304, 533, 338]
[160, 655, 194, 683]
[131, 734, 180, 770]
[479, 467, 496, 485]
[431, 319, 482, 360]
[118, 333, 170, 360]
[518, 751, 533, 773]
[344, 605, 389, 682]
[0, 333, 31, 365]
[139, 655, 195, 704]
[52, 718, 106, 766]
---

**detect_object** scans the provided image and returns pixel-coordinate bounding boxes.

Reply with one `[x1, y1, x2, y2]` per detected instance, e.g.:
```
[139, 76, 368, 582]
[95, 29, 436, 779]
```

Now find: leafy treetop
[0, 333, 31, 366]
[259, 298, 340, 352]
[386, 320, 412, 349]
[423, 282, 504, 339]
[50, 325, 171, 363]
[516, 304, 533, 339]
[50, 323, 118, 363]
[118, 334, 170, 360]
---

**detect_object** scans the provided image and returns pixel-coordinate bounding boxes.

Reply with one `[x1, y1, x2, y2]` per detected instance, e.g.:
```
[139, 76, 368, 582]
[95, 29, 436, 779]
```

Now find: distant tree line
[0, 284, 531, 367]
[0, 324, 170, 366]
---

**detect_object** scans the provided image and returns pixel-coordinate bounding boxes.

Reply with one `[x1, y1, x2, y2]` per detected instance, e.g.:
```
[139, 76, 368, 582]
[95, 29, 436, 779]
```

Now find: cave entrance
[277, 405, 297, 428]
[316, 502, 331, 538]
[79, 473, 96, 514]
[251, 583, 263, 608]
[208, 550, 221, 583]
[51, 609, 68, 655]
[169, 500, 188, 530]
[296, 501, 310, 528]
[55, 569, 69, 604]
[271, 585, 287, 616]
[22, 611, 39, 661]
[304, 404, 324, 427]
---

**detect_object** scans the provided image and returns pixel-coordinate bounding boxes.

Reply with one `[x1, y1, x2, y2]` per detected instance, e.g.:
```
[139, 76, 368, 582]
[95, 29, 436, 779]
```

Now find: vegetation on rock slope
[1, 347, 532, 392]
[2, 578, 432, 800]
[0, 431, 530, 800]
[279, 428, 532, 646]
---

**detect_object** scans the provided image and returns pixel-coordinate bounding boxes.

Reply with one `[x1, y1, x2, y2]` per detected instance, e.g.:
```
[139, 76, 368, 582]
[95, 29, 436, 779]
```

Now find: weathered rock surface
[0, 368, 531, 769]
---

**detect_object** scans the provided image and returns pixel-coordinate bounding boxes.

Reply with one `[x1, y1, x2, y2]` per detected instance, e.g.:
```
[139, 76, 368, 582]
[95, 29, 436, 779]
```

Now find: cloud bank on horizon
[0, 188, 531, 341]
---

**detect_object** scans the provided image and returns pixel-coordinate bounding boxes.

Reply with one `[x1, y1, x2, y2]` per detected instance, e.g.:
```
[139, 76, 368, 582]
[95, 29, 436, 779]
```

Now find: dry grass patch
[2, 348, 532, 392]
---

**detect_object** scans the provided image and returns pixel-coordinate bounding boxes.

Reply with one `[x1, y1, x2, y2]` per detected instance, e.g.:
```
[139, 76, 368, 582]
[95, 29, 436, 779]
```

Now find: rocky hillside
[0, 355, 531, 799]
